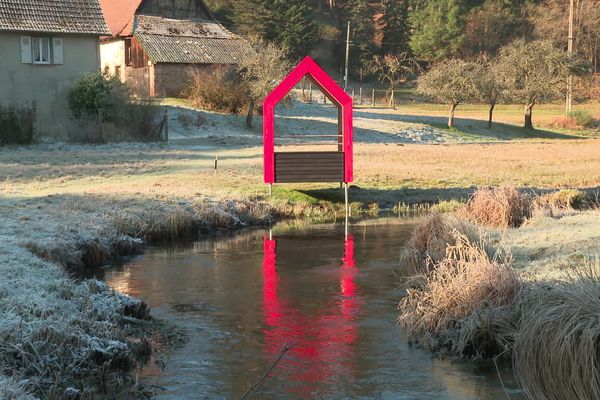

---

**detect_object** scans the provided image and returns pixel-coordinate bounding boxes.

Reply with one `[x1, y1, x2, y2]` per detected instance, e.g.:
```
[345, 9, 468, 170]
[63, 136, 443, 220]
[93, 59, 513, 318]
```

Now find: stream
[97, 217, 523, 399]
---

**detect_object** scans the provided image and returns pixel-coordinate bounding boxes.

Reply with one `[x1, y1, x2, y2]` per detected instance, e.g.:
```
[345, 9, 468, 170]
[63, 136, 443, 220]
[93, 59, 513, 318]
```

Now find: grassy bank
[397, 188, 600, 399]
[2, 141, 600, 397]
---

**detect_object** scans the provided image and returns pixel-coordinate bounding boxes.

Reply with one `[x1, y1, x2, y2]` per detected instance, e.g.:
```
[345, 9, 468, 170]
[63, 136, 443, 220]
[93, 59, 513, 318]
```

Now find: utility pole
[566, 0, 575, 115]
[344, 21, 350, 92]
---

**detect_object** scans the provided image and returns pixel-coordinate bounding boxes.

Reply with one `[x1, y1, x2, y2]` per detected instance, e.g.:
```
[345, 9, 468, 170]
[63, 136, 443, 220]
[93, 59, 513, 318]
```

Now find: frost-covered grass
[1, 141, 600, 397]
[0, 230, 150, 398]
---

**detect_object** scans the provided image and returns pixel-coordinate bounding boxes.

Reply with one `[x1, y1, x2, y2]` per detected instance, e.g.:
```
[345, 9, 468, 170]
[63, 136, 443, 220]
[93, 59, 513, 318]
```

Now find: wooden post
[359, 87, 363, 105]
[163, 110, 169, 141]
[98, 108, 104, 142]
[344, 182, 349, 219]
[372, 89, 375, 107]
[268, 183, 272, 196]
[309, 82, 313, 103]
[213, 155, 218, 192]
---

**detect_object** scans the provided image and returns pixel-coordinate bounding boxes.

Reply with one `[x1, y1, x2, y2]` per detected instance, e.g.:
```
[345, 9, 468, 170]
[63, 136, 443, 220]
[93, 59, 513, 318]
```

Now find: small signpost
[263, 56, 354, 216]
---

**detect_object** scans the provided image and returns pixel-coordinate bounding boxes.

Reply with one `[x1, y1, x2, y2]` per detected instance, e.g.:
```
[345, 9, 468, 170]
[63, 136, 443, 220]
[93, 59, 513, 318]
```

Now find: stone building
[99, 0, 254, 97]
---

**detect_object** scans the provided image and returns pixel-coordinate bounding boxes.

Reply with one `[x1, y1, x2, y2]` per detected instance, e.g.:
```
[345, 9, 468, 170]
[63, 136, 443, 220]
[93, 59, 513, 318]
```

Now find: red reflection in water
[262, 234, 360, 397]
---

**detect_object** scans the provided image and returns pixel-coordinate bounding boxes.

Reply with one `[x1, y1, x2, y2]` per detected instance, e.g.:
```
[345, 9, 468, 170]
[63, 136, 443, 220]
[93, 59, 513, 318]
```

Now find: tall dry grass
[461, 186, 532, 228]
[399, 233, 520, 357]
[399, 213, 481, 273]
[513, 261, 600, 400]
[532, 189, 590, 219]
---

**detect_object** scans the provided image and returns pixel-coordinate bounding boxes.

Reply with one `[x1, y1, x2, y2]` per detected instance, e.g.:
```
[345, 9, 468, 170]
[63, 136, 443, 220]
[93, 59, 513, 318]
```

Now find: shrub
[67, 73, 162, 142]
[0, 104, 34, 145]
[183, 67, 249, 114]
[568, 109, 594, 127]
[399, 233, 520, 357]
[462, 186, 532, 228]
[550, 116, 580, 130]
[67, 73, 129, 120]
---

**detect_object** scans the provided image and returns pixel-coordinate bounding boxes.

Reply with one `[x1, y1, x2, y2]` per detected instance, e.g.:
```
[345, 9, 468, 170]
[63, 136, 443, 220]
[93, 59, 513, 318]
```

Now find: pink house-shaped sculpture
[263, 56, 353, 187]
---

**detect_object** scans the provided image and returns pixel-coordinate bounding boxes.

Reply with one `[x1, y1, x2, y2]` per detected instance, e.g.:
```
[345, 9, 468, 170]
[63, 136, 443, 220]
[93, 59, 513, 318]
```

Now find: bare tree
[238, 41, 290, 128]
[473, 58, 504, 128]
[496, 40, 575, 129]
[416, 59, 480, 128]
[530, 0, 600, 73]
[369, 53, 420, 108]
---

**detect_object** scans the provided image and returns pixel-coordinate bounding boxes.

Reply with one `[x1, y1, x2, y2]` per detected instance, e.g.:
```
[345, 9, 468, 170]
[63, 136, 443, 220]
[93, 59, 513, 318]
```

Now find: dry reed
[399, 213, 480, 273]
[462, 186, 532, 228]
[399, 233, 520, 357]
[513, 261, 600, 400]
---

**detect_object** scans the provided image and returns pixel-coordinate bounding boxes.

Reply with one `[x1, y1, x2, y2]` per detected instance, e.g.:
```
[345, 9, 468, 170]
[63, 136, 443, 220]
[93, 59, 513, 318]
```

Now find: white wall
[0, 32, 101, 139]
[100, 39, 126, 81]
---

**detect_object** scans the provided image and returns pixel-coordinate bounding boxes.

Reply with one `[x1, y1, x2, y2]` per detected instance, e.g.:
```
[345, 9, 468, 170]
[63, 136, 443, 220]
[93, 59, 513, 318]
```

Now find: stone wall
[154, 63, 221, 98]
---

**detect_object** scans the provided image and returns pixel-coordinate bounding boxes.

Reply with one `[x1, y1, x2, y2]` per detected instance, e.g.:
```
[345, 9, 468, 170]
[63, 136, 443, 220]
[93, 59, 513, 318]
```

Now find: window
[21, 36, 62, 65]
[32, 38, 51, 64]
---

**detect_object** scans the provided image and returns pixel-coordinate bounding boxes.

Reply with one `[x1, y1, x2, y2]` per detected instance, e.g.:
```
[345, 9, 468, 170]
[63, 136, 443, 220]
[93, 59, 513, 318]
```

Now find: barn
[99, 0, 254, 97]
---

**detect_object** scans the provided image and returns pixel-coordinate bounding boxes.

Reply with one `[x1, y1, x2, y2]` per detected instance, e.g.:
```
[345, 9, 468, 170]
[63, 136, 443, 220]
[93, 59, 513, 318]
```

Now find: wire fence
[294, 83, 404, 108]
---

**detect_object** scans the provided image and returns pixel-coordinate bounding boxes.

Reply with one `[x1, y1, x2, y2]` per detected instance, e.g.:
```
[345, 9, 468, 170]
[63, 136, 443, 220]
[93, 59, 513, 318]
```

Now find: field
[2, 98, 600, 397]
[3, 140, 600, 206]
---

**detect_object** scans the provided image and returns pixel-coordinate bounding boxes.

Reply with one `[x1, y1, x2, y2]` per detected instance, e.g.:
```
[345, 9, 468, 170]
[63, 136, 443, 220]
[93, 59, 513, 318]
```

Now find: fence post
[372, 89, 375, 107]
[309, 83, 313, 103]
[98, 108, 104, 142]
[163, 110, 169, 142]
[359, 87, 363, 105]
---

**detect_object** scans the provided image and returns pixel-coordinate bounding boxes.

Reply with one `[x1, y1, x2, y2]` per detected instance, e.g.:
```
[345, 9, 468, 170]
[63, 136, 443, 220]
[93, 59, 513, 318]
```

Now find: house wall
[0, 32, 101, 139]
[154, 63, 221, 98]
[99, 38, 126, 81]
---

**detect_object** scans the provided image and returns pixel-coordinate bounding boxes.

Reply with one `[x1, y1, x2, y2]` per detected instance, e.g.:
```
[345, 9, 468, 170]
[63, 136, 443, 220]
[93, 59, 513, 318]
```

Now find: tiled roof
[0, 0, 110, 35]
[98, 0, 142, 36]
[134, 15, 255, 64]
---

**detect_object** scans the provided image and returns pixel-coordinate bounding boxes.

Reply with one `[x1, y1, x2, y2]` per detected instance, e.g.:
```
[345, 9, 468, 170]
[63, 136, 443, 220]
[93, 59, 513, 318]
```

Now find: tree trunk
[246, 101, 255, 128]
[488, 103, 495, 128]
[448, 103, 457, 128]
[524, 103, 534, 130]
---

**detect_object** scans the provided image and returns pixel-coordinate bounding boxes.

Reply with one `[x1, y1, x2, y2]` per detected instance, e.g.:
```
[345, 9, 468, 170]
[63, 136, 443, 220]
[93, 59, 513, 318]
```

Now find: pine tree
[268, 0, 319, 60]
[380, 0, 410, 56]
[232, 0, 272, 38]
[409, 0, 466, 61]
[232, 0, 318, 61]
[338, 0, 376, 76]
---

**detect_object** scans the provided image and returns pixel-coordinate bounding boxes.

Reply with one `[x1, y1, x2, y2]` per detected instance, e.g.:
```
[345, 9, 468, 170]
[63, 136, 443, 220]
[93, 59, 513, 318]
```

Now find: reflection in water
[262, 234, 360, 397]
[99, 218, 523, 399]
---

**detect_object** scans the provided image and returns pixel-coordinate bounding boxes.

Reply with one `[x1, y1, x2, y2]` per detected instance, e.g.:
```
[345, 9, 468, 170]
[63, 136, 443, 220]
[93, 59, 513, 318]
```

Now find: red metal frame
[263, 56, 353, 184]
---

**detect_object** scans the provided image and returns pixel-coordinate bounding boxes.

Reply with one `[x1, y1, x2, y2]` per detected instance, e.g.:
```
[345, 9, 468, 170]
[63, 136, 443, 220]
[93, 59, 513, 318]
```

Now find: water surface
[99, 217, 522, 399]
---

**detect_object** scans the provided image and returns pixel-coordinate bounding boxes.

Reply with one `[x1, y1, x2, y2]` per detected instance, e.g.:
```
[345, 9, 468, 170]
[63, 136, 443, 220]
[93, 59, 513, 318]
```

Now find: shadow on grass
[290, 186, 477, 207]
[354, 110, 580, 141]
[290, 184, 600, 208]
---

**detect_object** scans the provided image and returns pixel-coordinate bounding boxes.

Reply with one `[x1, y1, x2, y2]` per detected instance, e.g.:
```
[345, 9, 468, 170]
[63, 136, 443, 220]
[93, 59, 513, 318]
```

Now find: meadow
[2, 99, 600, 398]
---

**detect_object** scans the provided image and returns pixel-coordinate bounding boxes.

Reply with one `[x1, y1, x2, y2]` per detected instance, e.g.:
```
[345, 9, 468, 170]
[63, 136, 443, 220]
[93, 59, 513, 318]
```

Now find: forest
[204, 0, 600, 78]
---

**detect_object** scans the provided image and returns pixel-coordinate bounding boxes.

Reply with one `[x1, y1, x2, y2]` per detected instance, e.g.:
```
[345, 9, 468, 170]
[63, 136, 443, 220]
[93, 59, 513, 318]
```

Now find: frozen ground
[502, 210, 600, 279]
[165, 99, 452, 147]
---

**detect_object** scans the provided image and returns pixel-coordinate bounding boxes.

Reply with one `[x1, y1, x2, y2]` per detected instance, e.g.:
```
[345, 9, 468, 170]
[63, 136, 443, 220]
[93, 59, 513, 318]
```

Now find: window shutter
[20, 36, 32, 64]
[53, 38, 63, 64]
